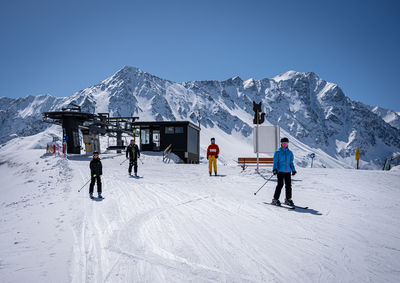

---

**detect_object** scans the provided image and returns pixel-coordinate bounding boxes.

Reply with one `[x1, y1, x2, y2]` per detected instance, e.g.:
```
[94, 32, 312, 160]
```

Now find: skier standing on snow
[89, 151, 103, 199]
[271, 137, 297, 206]
[126, 139, 140, 176]
[207, 137, 219, 176]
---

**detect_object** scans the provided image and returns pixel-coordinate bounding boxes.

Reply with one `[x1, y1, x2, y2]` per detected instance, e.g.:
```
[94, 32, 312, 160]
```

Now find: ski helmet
[280, 137, 289, 143]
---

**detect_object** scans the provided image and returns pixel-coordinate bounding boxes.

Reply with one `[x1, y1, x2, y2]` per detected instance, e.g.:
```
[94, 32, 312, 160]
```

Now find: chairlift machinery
[43, 104, 139, 154]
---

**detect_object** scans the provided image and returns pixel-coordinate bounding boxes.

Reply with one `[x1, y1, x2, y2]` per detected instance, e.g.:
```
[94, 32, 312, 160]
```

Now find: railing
[163, 144, 173, 162]
[384, 154, 400, 170]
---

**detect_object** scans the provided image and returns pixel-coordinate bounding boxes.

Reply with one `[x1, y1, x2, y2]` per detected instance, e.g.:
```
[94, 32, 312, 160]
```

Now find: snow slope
[1, 131, 399, 282]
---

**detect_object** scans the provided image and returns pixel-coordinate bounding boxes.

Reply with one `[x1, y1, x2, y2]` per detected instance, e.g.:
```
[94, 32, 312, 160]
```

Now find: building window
[152, 130, 160, 149]
[165, 127, 174, 134]
[175, 127, 184, 134]
[141, 129, 150, 144]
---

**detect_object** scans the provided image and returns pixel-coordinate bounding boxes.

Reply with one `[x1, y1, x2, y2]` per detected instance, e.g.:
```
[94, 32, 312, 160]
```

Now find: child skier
[271, 137, 297, 206]
[89, 151, 103, 199]
[126, 139, 140, 176]
[207, 137, 219, 176]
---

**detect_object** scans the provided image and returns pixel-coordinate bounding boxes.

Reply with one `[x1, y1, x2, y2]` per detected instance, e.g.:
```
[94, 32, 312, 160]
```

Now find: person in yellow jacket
[207, 137, 220, 176]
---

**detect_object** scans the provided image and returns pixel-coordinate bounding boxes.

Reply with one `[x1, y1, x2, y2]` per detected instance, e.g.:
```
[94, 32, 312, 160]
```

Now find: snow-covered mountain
[0, 94, 61, 142]
[1, 66, 399, 169]
[368, 105, 400, 130]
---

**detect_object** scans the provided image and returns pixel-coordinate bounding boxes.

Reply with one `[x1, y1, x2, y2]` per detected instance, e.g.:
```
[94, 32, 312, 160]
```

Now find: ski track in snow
[1, 146, 400, 282]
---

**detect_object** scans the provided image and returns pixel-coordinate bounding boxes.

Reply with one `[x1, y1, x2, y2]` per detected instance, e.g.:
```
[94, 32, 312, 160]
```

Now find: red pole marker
[355, 148, 360, 170]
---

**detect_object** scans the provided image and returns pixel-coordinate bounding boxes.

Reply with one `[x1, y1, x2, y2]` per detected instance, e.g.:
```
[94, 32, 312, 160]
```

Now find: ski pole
[138, 157, 144, 164]
[120, 158, 128, 165]
[253, 174, 274, 195]
[78, 178, 91, 192]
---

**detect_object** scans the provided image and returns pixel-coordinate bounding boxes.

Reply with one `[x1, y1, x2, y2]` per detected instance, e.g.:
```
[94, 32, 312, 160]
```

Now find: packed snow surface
[0, 133, 400, 283]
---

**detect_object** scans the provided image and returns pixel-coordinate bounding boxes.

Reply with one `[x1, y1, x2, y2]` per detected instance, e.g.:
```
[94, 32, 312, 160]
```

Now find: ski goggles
[211, 139, 215, 142]
[281, 142, 288, 147]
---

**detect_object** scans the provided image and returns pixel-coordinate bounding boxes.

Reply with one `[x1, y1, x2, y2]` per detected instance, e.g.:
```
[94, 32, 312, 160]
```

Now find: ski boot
[214, 172, 217, 176]
[134, 172, 138, 177]
[89, 193, 94, 199]
[209, 172, 212, 176]
[271, 199, 281, 206]
[98, 193, 103, 199]
[284, 198, 294, 206]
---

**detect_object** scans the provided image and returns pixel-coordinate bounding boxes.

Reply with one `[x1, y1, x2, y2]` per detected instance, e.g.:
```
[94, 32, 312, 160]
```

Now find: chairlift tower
[43, 104, 94, 154]
[43, 104, 139, 154]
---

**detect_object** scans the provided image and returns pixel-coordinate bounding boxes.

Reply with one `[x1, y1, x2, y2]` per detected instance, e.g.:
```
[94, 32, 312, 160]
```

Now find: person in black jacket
[89, 151, 103, 198]
[126, 139, 140, 176]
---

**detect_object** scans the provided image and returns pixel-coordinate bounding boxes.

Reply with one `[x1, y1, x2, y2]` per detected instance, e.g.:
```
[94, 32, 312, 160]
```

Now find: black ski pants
[129, 160, 138, 174]
[273, 172, 292, 200]
[89, 176, 102, 193]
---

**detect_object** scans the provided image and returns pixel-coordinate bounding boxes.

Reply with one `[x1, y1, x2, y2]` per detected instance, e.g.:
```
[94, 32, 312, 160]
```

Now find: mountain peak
[222, 76, 243, 85]
[272, 70, 305, 82]
[113, 65, 143, 77]
[110, 65, 173, 84]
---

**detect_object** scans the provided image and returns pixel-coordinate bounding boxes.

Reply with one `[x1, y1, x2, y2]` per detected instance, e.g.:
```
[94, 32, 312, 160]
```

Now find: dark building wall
[187, 126, 199, 154]
[137, 122, 199, 163]
[161, 124, 187, 151]
[62, 117, 81, 154]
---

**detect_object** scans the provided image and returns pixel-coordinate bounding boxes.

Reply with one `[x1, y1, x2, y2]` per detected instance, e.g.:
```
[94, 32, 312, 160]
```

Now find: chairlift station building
[133, 121, 200, 164]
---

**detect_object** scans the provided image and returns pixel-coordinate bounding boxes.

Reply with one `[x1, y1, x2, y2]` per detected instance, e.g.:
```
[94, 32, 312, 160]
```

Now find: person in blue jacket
[272, 137, 297, 206]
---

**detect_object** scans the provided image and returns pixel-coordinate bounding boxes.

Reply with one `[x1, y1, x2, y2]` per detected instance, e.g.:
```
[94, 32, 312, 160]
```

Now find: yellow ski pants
[208, 155, 217, 173]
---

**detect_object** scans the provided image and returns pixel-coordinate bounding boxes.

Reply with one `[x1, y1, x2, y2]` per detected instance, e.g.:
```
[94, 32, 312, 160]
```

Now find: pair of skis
[263, 202, 308, 210]
[90, 195, 104, 201]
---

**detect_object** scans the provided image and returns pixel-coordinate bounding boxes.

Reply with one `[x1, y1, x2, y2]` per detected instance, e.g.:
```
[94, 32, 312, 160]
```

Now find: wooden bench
[237, 157, 273, 170]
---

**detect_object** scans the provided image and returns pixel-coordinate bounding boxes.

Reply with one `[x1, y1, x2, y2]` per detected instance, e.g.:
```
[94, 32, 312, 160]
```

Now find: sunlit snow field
[0, 131, 399, 283]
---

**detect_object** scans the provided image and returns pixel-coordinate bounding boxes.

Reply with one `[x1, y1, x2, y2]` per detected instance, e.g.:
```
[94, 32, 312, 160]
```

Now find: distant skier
[126, 139, 140, 176]
[207, 137, 219, 176]
[271, 137, 297, 206]
[89, 151, 103, 199]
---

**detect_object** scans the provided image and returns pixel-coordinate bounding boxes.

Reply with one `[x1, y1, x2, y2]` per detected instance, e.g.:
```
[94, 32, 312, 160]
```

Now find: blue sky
[1, 0, 399, 111]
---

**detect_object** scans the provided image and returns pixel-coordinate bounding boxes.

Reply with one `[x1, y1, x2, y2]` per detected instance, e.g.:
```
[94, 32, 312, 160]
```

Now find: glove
[207, 157, 209, 160]
[273, 169, 278, 175]
[292, 171, 297, 176]
[93, 174, 97, 177]
[100, 175, 103, 177]
[216, 155, 218, 159]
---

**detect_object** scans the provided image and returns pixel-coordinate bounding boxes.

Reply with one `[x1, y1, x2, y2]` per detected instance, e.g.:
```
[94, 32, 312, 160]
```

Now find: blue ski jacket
[273, 147, 296, 173]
